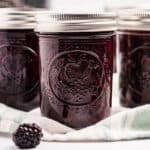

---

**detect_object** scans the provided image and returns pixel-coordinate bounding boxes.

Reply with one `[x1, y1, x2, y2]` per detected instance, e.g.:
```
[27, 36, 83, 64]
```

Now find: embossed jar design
[36, 12, 116, 128]
[118, 10, 150, 107]
[0, 9, 40, 111]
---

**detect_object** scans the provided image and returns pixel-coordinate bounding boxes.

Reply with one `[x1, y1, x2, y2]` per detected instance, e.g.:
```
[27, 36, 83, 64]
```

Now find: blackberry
[13, 123, 43, 149]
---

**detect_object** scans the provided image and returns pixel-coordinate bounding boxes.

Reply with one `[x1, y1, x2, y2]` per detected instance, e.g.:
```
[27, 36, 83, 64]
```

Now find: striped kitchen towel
[0, 103, 150, 142]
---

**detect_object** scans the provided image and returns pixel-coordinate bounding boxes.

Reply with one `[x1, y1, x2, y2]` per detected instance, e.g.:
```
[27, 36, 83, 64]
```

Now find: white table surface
[0, 74, 149, 149]
[1, 136, 150, 150]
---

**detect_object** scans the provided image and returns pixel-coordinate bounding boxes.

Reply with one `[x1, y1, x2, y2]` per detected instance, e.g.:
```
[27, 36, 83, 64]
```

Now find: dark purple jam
[38, 32, 114, 128]
[0, 30, 40, 111]
[118, 30, 150, 107]
[113, 35, 117, 73]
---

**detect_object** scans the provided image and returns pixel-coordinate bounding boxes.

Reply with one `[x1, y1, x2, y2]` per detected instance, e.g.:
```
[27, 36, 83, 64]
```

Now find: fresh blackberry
[13, 123, 43, 149]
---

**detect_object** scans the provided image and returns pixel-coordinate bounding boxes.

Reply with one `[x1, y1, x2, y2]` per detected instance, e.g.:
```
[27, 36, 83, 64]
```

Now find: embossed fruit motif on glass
[38, 32, 115, 128]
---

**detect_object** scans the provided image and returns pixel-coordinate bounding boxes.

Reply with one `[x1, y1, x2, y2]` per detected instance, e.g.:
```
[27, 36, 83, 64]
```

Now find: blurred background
[0, 0, 150, 11]
[0, 0, 149, 107]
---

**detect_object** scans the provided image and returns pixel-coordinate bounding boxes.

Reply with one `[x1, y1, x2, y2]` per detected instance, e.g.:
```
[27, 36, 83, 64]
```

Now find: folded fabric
[1, 103, 150, 142]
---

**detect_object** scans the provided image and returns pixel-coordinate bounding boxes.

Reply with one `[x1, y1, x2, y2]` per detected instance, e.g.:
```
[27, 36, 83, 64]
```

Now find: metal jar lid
[0, 8, 36, 29]
[35, 11, 117, 32]
[118, 9, 150, 31]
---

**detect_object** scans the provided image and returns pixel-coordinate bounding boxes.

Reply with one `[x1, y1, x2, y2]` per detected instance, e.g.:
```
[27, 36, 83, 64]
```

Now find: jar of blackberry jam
[36, 12, 116, 128]
[118, 10, 150, 107]
[0, 9, 40, 111]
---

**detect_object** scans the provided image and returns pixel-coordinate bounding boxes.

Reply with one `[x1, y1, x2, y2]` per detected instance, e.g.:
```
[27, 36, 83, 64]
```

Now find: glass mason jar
[118, 10, 150, 107]
[36, 12, 116, 128]
[0, 8, 40, 111]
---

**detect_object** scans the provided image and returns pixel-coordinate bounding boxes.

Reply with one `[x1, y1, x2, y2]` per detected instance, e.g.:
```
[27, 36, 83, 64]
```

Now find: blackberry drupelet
[13, 123, 43, 149]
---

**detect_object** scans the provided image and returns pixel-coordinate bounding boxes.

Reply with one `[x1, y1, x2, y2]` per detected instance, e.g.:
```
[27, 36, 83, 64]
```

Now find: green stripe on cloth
[132, 105, 150, 130]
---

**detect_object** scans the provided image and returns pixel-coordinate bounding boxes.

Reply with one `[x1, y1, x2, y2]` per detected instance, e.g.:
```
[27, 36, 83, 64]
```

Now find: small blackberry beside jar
[36, 12, 116, 128]
[118, 10, 150, 107]
[0, 8, 40, 111]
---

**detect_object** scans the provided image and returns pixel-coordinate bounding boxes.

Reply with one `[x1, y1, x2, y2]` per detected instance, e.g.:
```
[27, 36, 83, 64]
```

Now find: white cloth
[1, 103, 150, 142]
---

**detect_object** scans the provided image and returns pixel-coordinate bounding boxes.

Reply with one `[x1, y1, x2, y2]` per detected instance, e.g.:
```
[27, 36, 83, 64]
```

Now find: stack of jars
[0, 8, 149, 129]
[0, 8, 116, 128]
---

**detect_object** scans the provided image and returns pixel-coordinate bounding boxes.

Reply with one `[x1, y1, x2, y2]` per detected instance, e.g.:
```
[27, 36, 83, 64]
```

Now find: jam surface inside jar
[0, 29, 40, 111]
[39, 32, 114, 128]
[118, 30, 150, 107]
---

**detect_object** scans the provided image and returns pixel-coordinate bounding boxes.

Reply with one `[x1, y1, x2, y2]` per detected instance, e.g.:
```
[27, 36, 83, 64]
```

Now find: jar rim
[35, 11, 117, 32]
[0, 8, 38, 29]
[118, 9, 150, 31]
